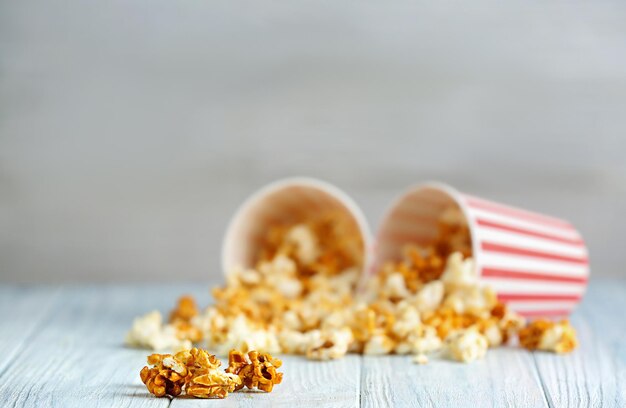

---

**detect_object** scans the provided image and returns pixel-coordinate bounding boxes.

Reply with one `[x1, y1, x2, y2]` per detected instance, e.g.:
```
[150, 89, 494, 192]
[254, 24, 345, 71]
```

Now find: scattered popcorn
[126, 311, 192, 351]
[213, 315, 281, 356]
[444, 329, 489, 363]
[519, 319, 578, 354]
[128, 205, 578, 387]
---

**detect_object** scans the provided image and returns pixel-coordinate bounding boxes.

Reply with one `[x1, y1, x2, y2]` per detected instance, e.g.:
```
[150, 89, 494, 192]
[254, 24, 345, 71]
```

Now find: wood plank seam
[531, 353, 555, 408]
[357, 355, 363, 407]
[0, 287, 62, 379]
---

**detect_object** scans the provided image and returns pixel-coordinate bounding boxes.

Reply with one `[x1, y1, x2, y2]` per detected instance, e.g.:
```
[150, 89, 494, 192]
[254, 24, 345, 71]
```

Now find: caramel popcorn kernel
[140, 353, 188, 397]
[226, 350, 283, 393]
[169, 295, 200, 323]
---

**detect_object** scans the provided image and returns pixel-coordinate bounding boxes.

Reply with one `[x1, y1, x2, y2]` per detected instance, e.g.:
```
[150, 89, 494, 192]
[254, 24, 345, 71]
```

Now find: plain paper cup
[374, 182, 589, 318]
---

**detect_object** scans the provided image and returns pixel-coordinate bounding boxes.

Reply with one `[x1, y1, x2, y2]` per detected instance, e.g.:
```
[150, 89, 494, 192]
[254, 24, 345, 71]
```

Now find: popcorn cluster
[140, 348, 281, 399]
[129, 206, 578, 384]
[519, 319, 578, 354]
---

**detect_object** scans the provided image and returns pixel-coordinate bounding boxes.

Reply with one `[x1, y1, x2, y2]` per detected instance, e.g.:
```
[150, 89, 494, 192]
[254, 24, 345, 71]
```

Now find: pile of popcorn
[140, 347, 282, 399]
[127, 206, 578, 386]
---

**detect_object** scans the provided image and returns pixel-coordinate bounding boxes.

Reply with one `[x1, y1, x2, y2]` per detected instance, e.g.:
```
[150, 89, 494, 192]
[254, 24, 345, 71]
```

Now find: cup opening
[222, 178, 371, 275]
[372, 182, 473, 275]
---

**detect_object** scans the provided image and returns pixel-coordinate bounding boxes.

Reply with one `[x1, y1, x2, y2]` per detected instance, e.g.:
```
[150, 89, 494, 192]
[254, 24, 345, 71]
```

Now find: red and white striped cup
[374, 182, 589, 318]
[222, 177, 372, 273]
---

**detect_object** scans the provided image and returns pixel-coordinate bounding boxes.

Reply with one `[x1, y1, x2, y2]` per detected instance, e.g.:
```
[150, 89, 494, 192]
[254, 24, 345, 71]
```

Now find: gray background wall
[1, 0, 624, 283]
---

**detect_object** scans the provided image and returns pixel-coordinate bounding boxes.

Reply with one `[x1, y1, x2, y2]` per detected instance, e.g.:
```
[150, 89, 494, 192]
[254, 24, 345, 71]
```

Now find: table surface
[0, 279, 624, 408]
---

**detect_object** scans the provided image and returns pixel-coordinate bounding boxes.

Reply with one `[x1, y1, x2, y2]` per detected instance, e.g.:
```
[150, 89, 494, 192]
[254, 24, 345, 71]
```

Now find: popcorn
[279, 329, 313, 354]
[413, 353, 429, 365]
[413, 280, 444, 313]
[126, 311, 192, 351]
[364, 331, 394, 355]
[443, 286, 498, 317]
[441, 252, 478, 289]
[286, 224, 319, 265]
[382, 272, 411, 300]
[226, 350, 283, 392]
[128, 207, 577, 382]
[186, 370, 241, 399]
[213, 315, 281, 356]
[306, 328, 353, 360]
[519, 319, 577, 354]
[390, 302, 421, 339]
[444, 329, 488, 363]
[169, 295, 200, 323]
[411, 326, 443, 355]
[183, 348, 241, 399]
[140, 348, 244, 399]
[491, 302, 526, 343]
[140, 352, 188, 397]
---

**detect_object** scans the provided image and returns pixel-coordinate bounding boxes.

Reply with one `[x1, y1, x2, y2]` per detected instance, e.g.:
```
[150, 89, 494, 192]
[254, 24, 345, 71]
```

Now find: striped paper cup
[374, 182, 589, 318]
[222, 177, 372, 274]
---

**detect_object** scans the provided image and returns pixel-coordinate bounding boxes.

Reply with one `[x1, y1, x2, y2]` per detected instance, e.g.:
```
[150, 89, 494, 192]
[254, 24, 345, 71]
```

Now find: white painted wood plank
[0, 286, 60, 375]
[532, 280, 626, 408]
[0, 281, 622, 407]
[360, 350, 548, 408]
[0, 283, 360, 407]
[170, 354, 361, 408]
[0, 285, 186, 408]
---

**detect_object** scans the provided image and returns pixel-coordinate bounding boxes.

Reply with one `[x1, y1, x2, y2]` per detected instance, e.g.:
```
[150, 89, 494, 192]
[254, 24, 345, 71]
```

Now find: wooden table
[1, 279, 623, 407]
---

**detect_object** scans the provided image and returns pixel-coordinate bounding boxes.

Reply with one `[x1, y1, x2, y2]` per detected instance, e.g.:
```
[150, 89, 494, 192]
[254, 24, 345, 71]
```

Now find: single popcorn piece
[126, 311, 192, 351]
[444, 329, 488, 363]
[444, 286, 498, 317]
[285, 224, 319, 265]
[184, 349, 241, 400]
[279, 329, 313, 354]
[519, 319, 578, 354]
[413, 280, 444, 313]
[412, 353, 429, 365]
[186, 370, 241, 399]
[226, 350, 283, 393]
[364, 331, 395, 355]
[390, 301, 421, 339]
[168, 296, 203, 343]
[306, 328, 353, 360]
[411, 326, 443, 354]
[140, 352, 189, 397]
[382, 272, 411, 299]
[182, 348, 241, 399]
[441, 252, 478, 289]
[169, 295, 200, 323]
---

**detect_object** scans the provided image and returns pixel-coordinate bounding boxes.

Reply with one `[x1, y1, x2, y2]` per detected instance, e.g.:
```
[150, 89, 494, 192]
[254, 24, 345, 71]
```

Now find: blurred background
[1, 0, 624, 283]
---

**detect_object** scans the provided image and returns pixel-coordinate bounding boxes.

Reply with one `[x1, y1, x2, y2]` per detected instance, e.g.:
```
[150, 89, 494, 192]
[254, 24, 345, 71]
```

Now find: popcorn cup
[222, 177, 372, 274]
[374, 182, 589, 318]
